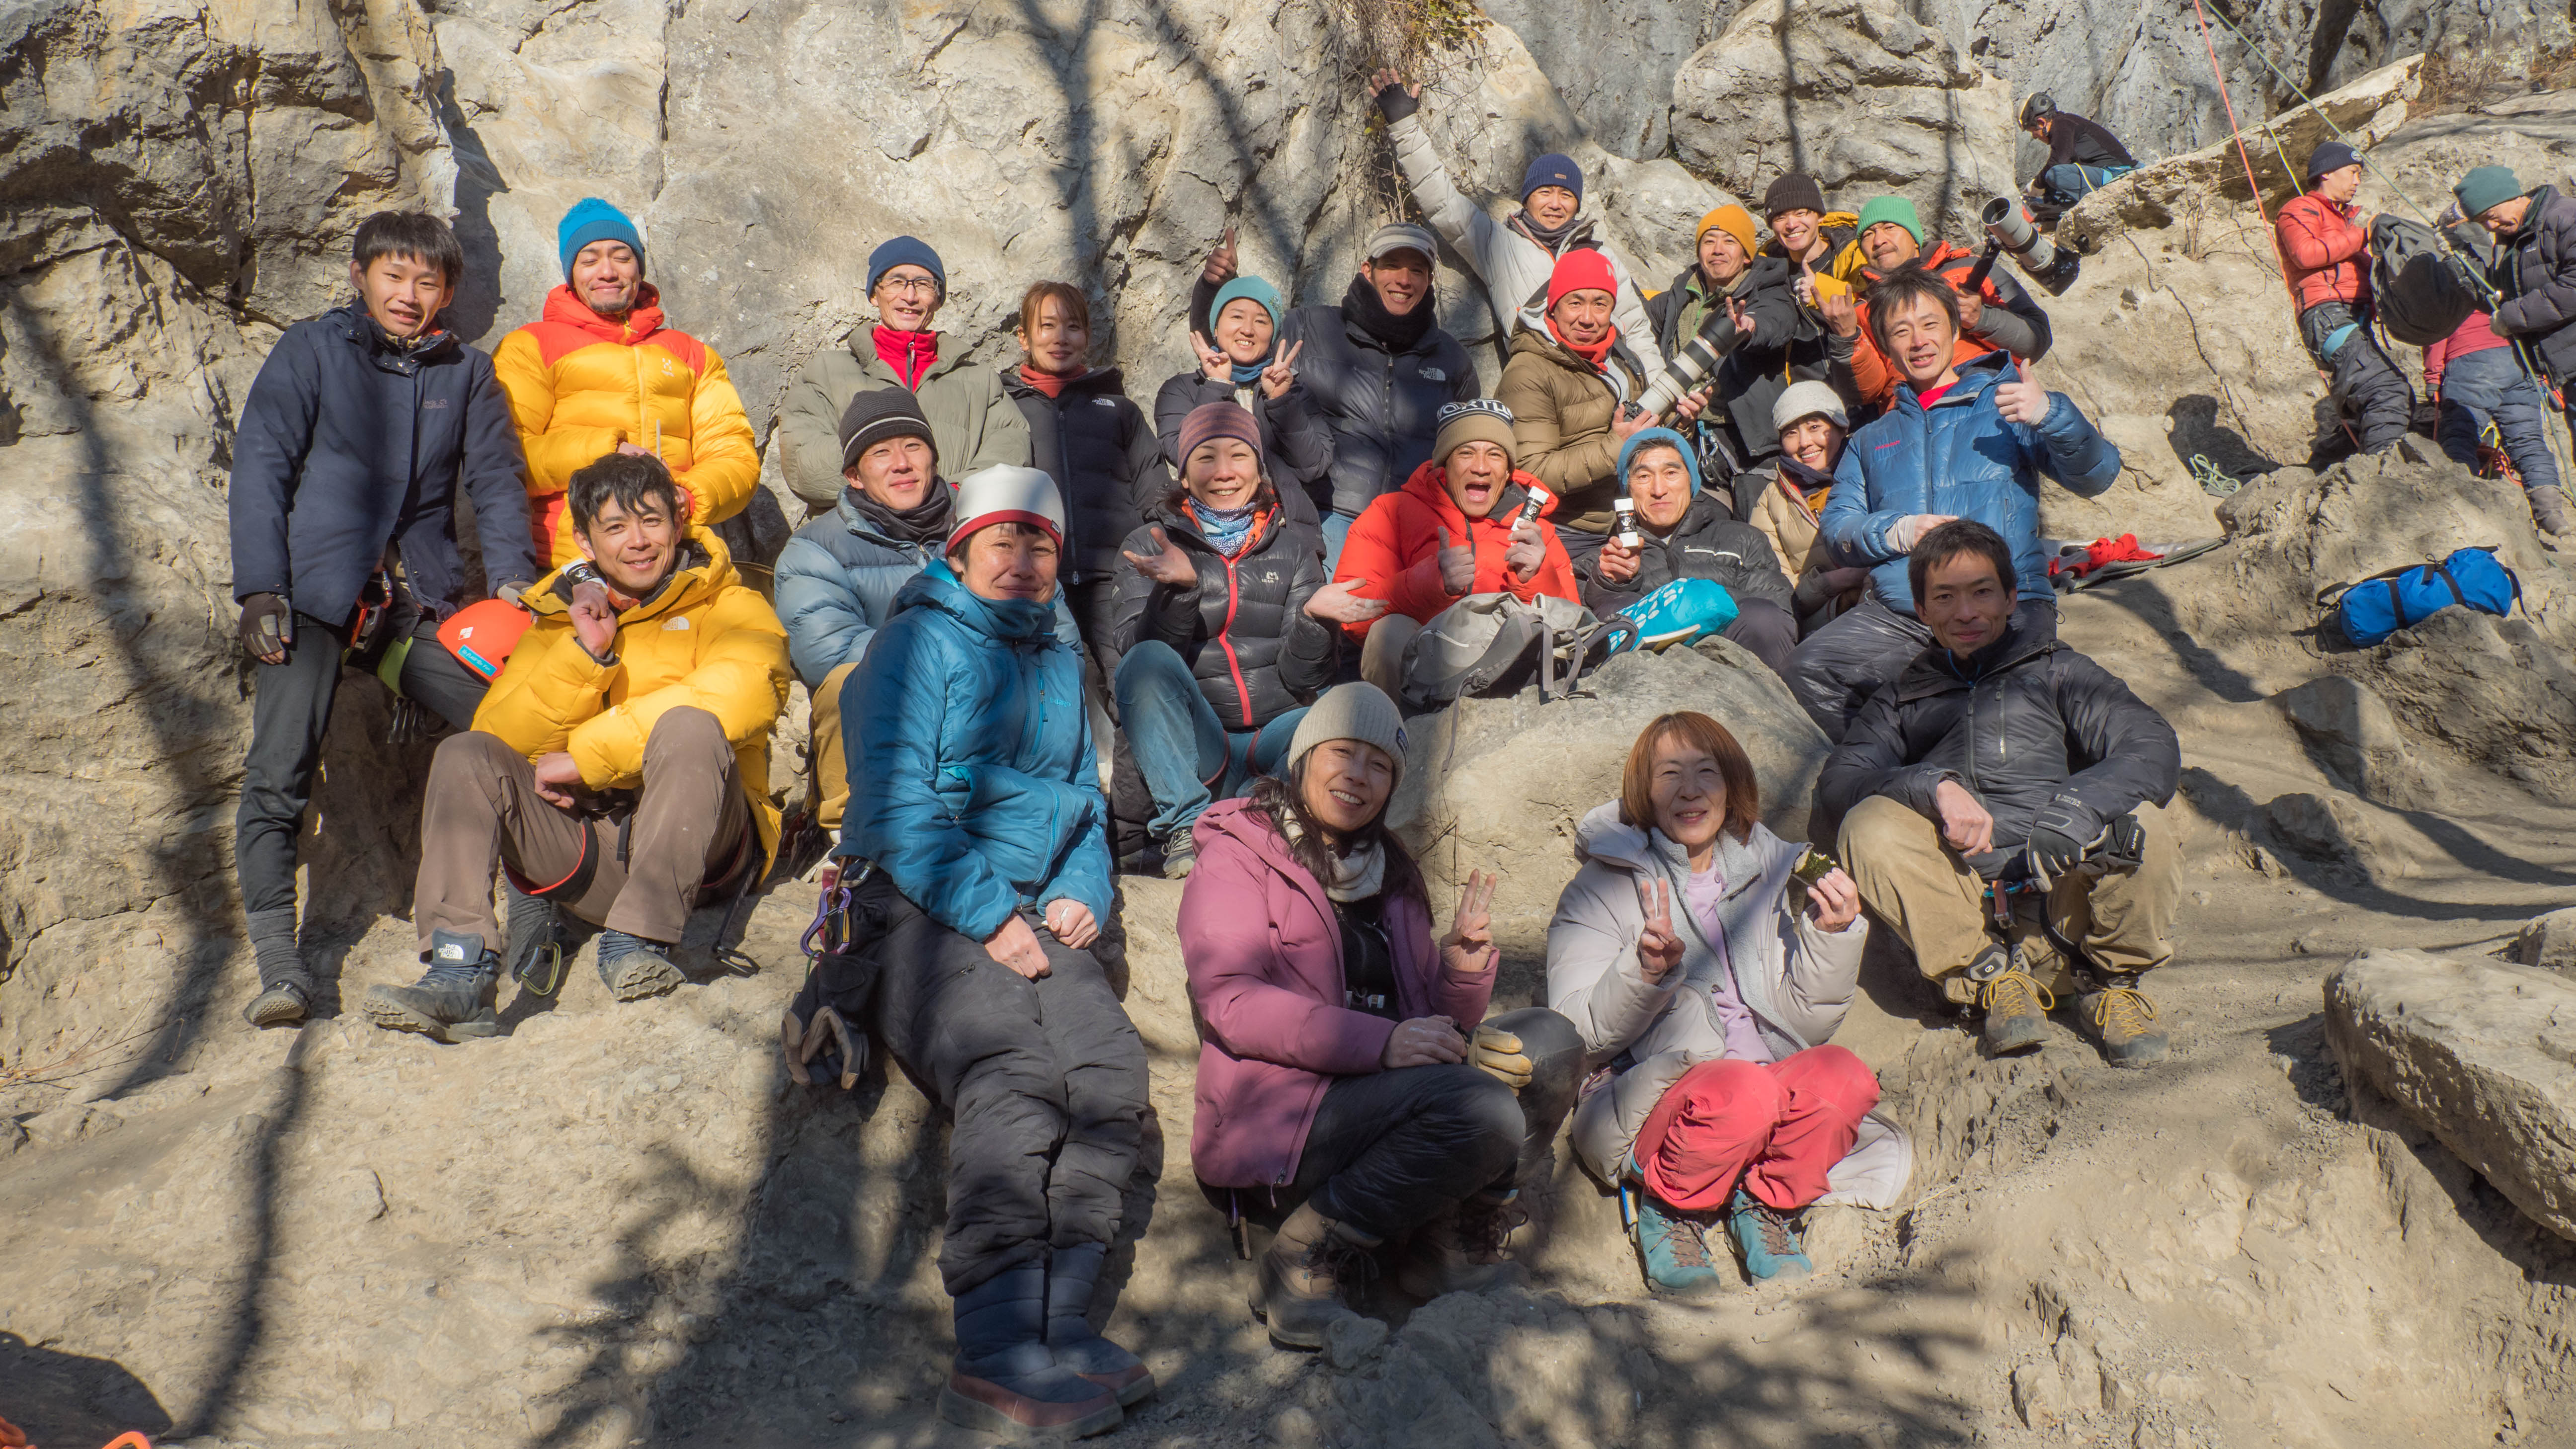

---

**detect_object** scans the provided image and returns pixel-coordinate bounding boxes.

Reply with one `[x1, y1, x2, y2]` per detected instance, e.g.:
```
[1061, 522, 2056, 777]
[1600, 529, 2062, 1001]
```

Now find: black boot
[503, 881, 567, 996]
[241, 906, 312, 1028]
[1046, 1242, 1154, 1407]
[941, 1263, 1123, 1439]
[596, 929, 686, 1002]
[364, 929, 500, 1043]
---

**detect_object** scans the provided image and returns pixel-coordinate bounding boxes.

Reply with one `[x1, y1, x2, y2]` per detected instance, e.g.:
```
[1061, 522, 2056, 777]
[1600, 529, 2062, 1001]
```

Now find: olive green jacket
[775, 328, 1032, 510]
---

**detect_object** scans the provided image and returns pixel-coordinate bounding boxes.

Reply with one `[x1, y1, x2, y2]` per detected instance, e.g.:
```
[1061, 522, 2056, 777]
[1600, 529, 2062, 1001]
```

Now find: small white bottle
[1613, 497, 1639, 550]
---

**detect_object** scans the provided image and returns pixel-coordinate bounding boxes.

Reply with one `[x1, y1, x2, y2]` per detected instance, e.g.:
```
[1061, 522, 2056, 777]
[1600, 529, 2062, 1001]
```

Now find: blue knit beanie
[867, 236, 946, 298]
[1617, 427, 1701, 496]
[558, 198, 644, 279]
[1210, 275, 1284, 333]
[1521, 153, 1585, 205]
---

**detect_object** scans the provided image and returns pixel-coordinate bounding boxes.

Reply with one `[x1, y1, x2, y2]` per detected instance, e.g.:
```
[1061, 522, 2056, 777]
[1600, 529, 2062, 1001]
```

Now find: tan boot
[1252, 1202, 1379, 1348]
[1393, 1193, 1522, 1301]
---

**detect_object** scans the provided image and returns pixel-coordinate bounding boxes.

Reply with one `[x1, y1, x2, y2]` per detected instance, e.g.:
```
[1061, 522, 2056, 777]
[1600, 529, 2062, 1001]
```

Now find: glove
[1502, 521, 1547, 583]
[1374, 82, 1419, 124]
[1435, 526, 1477, 596]
[2096, 812, 2147, 869]
[1468, 1024, 1533, 1092]
[237, 593, 294, 661]
[2021, 824, 2089, 889]
[1887, 514, 1948, 552]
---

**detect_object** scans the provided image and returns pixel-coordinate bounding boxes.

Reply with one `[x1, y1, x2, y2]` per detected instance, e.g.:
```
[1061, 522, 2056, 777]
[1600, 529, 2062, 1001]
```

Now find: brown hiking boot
[1252, 1202, 1380, 1348]
[1971, 945, 2054, 1056]
[1393, 1192, 1523, 1301]
[2076, 971, 2169, 1067]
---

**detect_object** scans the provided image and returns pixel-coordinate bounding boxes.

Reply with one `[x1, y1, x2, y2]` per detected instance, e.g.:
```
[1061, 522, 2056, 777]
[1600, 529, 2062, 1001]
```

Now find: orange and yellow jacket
[492, 284, 761, 566]
[472, 526, 791, 871]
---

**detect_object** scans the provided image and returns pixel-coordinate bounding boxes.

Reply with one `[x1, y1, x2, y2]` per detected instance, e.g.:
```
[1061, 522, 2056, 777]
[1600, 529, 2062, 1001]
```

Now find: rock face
[2513, 909, 2576, 973]
[2326, 949, 2576, 1242]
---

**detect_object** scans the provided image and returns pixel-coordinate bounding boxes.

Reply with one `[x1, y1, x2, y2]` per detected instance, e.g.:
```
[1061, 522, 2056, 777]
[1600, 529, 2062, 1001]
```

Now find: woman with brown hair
[1545, 712, 1908, 1296]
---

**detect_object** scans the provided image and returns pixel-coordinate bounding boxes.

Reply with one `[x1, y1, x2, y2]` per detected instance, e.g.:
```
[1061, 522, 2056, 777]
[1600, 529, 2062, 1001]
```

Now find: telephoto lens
[1632, 309, 1742, 420]
[1982, 196, 2082, 295]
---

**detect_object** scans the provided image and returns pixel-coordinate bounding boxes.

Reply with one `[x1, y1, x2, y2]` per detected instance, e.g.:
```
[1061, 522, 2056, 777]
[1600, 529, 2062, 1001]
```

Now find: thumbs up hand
[1995, 356, 2053, 427]
[1436, 526, 1477, 596]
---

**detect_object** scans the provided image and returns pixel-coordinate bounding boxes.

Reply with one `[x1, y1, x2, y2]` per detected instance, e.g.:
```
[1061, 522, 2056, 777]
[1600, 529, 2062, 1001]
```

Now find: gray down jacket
[1108, 498, 1334, 731]
[2491, 184, 2576, 383]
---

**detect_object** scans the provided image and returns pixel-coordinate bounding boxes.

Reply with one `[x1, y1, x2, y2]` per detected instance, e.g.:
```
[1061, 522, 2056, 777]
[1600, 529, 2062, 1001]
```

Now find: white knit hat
[1288, 682, 1408, 787]
[945, 465, 1066, 555]
[1771, 380, 1850, 435]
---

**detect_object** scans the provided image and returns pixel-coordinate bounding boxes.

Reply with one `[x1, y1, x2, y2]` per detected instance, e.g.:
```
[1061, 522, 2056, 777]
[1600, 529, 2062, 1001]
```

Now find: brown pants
[809, 661, 861, 831]
[1838, 795, 2181, 1004]
[415, 706, 750, 950]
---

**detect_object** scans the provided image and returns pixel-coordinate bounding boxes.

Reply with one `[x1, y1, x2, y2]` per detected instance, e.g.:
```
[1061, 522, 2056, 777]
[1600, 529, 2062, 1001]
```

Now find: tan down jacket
[1494, 325, 1653, 536]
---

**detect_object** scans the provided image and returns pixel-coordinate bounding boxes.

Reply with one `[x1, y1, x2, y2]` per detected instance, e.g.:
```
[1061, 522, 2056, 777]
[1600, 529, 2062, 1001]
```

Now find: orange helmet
[437, 597, 535, 680]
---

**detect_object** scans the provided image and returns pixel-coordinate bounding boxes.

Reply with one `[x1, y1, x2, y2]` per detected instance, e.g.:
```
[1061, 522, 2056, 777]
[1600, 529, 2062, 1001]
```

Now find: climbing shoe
[942, 1263, 1124, 1439]
[1629, 1188, 1724, 1299]
[364, 930, 500, 1042]
[1159, 834, 1197, 881]
[1725, 1185, 1813, 1282]
[2077, 970, 2169, 1067]
[1971, 946, 2053, 1056]
[242, 905, 312, 1028]
[1252, 1200, 1379, 1348]
[1046, 1242, 1154, 1408]
[596, 929, 686, 1001]
[242, 980, 309, 1029]
[1393, 1191, 1519, 1301]
[2530, 485, 2571, 538]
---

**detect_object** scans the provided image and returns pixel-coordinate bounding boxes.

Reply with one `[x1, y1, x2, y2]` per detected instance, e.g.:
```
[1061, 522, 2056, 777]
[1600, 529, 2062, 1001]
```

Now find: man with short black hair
[229, 210, 538, 1030]
[366, 453, 788, 1040]
[1820, 520, 2181, 1066]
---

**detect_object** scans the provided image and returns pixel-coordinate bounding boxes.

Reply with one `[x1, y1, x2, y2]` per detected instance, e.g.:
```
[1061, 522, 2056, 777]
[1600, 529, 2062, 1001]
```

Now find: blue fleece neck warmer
[1190, 499, 1259, 555]
[558, 198, 644, 279]
[1616, 427, 1702, 496]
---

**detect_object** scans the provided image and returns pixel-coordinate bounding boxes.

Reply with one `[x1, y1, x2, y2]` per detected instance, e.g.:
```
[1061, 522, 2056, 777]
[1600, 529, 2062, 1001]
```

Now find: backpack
[2369, 215, 2485, 346]
[2318, 546, 2520, 646]
[1609, 576, 1740, 650]
[1397, 592, 1620, 710]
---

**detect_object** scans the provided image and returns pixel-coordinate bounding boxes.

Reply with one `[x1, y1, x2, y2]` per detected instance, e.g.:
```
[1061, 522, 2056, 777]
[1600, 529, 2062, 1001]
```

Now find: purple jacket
[1181, 798, 1498, 1190]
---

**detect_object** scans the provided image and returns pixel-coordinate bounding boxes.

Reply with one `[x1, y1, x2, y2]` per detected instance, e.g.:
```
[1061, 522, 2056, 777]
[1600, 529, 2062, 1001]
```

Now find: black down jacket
[1280, 283, 1480, 517]
[1814, 620, 2179, 876]
[1569, 488, 1792, 617]
[1005, 367, 1170, 580]
[2492, 185, 2576, 383]
[1151, 373, 1331, 527]
[1109, 499, 1335, 730]
[1643, 255, 1853, 470]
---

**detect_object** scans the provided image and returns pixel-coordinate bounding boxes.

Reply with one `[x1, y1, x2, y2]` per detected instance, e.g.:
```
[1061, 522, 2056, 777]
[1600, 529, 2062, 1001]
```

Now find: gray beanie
[1288, 683, 1407, 785]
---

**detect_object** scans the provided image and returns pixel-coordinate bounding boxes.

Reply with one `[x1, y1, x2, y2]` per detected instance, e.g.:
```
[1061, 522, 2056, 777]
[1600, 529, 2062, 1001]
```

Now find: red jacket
[2277, 193, 2371, 313]
[2423, 309, 2509, 390]
[1329, 459, 1581, 639]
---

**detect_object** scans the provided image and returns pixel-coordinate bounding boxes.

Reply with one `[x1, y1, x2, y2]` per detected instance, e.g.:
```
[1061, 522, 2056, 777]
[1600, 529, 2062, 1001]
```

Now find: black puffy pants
[1789, 594, 2060, 743]
[1286, 1006, 1584, 1242]
[2300, 301, 2415, 456]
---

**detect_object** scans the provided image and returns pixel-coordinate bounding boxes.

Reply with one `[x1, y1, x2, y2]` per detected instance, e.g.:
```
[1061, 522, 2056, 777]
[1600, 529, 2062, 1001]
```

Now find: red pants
[1631, 1046, 1880, 1213]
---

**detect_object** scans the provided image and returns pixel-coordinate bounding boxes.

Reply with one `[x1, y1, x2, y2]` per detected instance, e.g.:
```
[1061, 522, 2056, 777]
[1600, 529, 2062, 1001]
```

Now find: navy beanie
[868, 236, 947, 298]
[2306, 140, 2361, 182]
[558, 198, 644, 279]
[1521, 153, 1585, 206]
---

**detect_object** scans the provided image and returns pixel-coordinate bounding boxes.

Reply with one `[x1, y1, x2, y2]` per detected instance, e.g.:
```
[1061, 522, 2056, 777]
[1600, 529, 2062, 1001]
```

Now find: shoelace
[1645, 1205, 1713, 1270]
[2092, 985, 2158, 1037]
[1307, 1234, 1382, 1290]
[1980, 968, 2056, 1018]
[1744, 1199, 1800, 1259]
[1456, 1198, 1528, 1259]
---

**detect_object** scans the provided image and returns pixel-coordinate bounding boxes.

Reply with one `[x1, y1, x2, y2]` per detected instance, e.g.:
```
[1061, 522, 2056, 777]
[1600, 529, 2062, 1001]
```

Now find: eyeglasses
[877, 276, 940, 297]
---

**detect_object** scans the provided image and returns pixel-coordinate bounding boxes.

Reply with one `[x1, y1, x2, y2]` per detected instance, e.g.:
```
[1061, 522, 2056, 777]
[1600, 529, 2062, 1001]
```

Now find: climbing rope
[2189, 454, 2249, 497]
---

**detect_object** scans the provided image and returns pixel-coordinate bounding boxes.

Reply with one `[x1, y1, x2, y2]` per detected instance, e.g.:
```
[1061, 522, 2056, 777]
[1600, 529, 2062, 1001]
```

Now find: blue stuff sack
[1612, 576, 1739, 651]
[2321, 546, 2519, 646]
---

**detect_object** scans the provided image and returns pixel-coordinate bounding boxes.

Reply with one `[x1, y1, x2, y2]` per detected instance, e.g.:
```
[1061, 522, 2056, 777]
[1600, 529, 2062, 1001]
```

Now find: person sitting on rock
[230, 210, 540, 1029]
[2461, 164, 2576, 526]
[1644, 203, 1855, 483]
[1113, 402, 1380, 879]
[1196, 223, 1480, 568]
[1572, 427, 1798, 677]
[776, 236, 1032, 515]
[1547, 710, 1894, 1294]
[1499, 249, 1707, 543]
[493, 198, 761, 566]
[1155, 269, 1330, 525]
[786, 466, 1150, 1438]
[2277, 142, 2415, 460]
[366, 452, 788, 1039]
[1759, 173, 1863, 286]
[2018, 94, 2137, 218]
[1180, 682, 1584, 1344]
[1331, 400, 1581, 700]
[1830, 196, 2055, 411]
[1004, 280, 1172, 668]
[1819, 520, 2180, 1066]
[1372, 67, 1670, 392]
[1790, 266, 2121, 741]
[1744, 381, 1873, 637]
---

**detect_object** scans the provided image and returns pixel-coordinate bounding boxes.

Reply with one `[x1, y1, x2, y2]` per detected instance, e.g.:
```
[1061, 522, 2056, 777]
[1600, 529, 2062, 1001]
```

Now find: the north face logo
[1419, 367, 1448, 383]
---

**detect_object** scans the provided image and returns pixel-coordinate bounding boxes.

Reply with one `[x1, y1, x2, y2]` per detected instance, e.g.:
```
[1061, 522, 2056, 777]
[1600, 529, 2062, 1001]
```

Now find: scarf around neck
[847, 480, 955, 547]
[1017, 363, 1083, 398]
[1547, 314, 1618, 371]
[1189, 499, 1261, 557]
[1513, 210, 1582, 251]
[1342, 273, 1436, 353]
[1285, 815, 1388, 903]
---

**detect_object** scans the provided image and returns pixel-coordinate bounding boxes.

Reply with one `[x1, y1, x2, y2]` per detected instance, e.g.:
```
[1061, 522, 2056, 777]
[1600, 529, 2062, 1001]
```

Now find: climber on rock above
[1572, 427, 1798, 678]
[2460, 164, 2576, 524]
[777, 236, 1033, 515]
[1178, 682, 1585, 1345]
[1818, 520, 2182, 1068]
[367, 452, 788, 1041]
[2277, 141, 2415, 461]
[2018, 93, 2137, 218]
[1829, 195, 2055, 410]
[493, 197, 761, 567]
[229, 210, 540, 1030]
[1789, 266, 2120, 741]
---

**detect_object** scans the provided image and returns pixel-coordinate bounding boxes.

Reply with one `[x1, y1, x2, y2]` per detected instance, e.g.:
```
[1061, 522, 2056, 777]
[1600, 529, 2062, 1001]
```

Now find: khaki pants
[415, 706, 749, 950]
[809, 661, 861, 831]
[1838, 796, 2180, 1004]
[1359, 615, 1422, 702]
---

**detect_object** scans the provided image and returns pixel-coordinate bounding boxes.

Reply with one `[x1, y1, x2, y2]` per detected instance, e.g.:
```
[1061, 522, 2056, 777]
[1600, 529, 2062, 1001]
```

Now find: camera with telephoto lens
[1982, 197, 2081, 296]
[1631, 307, 1745, 422]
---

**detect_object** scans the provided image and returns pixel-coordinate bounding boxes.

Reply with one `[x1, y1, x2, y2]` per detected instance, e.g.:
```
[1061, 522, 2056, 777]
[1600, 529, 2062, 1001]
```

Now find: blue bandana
[1190, 499, 1260, 556]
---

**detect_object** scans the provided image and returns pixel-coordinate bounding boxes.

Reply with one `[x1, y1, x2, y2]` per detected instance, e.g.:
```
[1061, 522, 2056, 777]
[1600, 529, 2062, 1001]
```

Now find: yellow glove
[1469, 1025, 1533, 1092]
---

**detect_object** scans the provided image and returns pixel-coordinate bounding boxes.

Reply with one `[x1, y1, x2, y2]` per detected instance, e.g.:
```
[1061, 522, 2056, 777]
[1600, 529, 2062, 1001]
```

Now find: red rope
[2191, 0, 2300, 305]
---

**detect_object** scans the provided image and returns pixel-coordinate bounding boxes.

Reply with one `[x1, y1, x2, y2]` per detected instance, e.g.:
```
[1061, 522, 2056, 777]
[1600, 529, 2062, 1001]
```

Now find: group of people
[218, 74, 2576, 1441]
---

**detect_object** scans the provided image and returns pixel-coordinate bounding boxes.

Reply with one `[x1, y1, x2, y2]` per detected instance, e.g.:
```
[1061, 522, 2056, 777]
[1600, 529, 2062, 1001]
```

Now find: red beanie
[1545, 248, 1618, 314]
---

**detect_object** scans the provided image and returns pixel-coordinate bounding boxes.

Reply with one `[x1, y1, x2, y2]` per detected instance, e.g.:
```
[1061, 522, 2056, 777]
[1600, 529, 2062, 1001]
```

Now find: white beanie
[946, 465, 1066, 555]
[1771, 380, 1850, 435]
[1288, 683, 1408, 787]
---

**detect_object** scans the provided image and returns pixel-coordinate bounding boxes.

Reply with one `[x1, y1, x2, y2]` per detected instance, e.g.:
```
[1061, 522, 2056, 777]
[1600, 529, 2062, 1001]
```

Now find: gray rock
[2511, 909, 2576, 974]
[22, 1102, 124, 1145]
[2325, 948, 2576, 1241]
[2277, 676, 2429, 809]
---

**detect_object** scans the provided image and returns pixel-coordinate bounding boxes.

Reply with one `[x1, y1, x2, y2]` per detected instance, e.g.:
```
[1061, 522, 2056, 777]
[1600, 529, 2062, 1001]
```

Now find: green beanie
[1855, 195, 1924, 246]
[2455, 165, 2525, 221]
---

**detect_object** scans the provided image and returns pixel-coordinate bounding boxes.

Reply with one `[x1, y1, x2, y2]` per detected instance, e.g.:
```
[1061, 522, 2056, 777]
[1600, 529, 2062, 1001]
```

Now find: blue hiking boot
[364, 930, 500, 1043]
[1630, 1190, 1725, 1299]
[942, 1263, 1124, 1439]
[1725, 1185, 1813, 1283]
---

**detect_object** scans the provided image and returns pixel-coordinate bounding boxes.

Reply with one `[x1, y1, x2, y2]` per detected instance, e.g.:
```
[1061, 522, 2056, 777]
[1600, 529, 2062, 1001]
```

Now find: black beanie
[2306, 141, 2361, 182]
[837, 388, 937, 469]
[1763, 173, 1828, 220]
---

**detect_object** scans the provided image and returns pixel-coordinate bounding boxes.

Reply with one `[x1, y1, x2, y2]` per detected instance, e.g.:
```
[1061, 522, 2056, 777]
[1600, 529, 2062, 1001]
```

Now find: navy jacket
[1005, 368, 1170, 580]
[227, 303, 536, 627]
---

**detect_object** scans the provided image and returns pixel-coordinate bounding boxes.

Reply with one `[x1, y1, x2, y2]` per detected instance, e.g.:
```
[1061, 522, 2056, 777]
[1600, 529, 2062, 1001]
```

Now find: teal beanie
[558, 198, 643, 279]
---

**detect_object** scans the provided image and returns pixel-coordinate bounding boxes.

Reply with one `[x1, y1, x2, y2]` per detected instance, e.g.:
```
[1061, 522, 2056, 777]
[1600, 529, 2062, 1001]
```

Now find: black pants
[1789, 594, 2059, 743]
[1288, 1006, 1583, 1242]
[2300, 302, 2415, 456]
[235, 612, 488, 916]
[858, 873, 1149, 1296]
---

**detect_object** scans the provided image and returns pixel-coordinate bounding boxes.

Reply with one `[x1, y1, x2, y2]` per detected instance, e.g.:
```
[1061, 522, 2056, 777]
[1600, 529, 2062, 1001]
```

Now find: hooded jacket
[1004, 367, 1170, 578]
[1151, 372, 1333, 524]
[1844, 241, 2054, 408]
[1494, 324, 1657, 533]
[1813, 620, 2179, 874]
[841, 565, 1110, 942]
[775, 327, 1033, 510]
[1281, 288, 1482, 517]
[1545, 804, 1909, 1206]
[1572, 482, 1792, 617]
[1642, 255, 1849, 467]
[490, 284, 762, 565]
[1180, 798, 1495, 1190]
[2490, 185, 2576, 382]
[1330, 459, 1582, 638]
[1109, 499, 1334, 730]
[473, 526, 790, 870]
[1821, 351, 2122, 615]
[2276, 191, 2373, 315]
[228, 303, 538, 629]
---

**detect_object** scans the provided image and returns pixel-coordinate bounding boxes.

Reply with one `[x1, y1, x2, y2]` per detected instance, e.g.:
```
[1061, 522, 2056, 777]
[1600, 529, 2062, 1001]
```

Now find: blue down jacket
[1820, 351, 2121, 614]
[840, 565, 1111, 941]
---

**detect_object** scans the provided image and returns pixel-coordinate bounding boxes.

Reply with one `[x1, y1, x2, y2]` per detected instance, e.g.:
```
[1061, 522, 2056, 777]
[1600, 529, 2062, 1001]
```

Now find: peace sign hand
[1995, 356, 2052, 427]
[1633, 876, 1685, 982]
[1260, 339, 1304, 400]
[1440, 870, 1500, 976]
[1192, 331, 1232, 383]
[1122, 525, 1199, 588]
